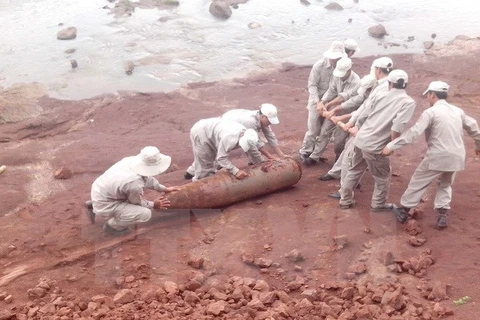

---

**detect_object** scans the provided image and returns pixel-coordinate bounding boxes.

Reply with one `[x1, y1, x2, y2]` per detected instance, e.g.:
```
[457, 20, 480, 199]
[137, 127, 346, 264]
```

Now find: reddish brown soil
[1, 44, 480, 319]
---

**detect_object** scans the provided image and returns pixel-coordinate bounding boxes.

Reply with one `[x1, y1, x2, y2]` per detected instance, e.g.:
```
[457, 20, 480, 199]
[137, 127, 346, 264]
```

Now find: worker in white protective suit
[382, 81, 480, 227]
[221, 103, 285, 162]
[185, 118, 261, 181]
[87, 146, 181, 236]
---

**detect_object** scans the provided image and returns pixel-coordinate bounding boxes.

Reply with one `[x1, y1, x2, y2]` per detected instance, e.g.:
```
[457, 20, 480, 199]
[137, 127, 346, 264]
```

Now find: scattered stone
[70, 59, 78, 69]
[348, 18, 352, 23]
[255, 200, 263, 205]
[65, 48, 76, 54]
[368, 24, 387, 38]
[0, 293, 6, 300]
[301, 289, 317, 301]
[364, 227, 372, 234]
[207, 300, 227, 316]
[405, 220, 422, 235]
[254, 258, 273, 268]
[333, 235, 348, 248]
[259, 291, 277, 305]
[380, 251, 394, 266]
[115, 276, 125, 287]
[347, 263, 367, 275]
[124, 61, 135, 75]
[408, 236, 427, 247]
[325, 2, 343, 10]
[428, 281, 448, 301]
[125, 275, 135, 283]
[241, 253, 255, 265]
[164, 281, 179, 294]
[294, 265, 303, 272]
[300, 0, 311, 6]
[27, 287, 47, 299]
[392, 171, 400, 176]
[424, 41, 434, 50]
[113, 289, 135, 304]
[285, 249, 304, 263]
[0, 310, 14, 320]
[263, 244, 272, 251]
[3, 295, 12, 304]
[209, 1, 232, 19]
[54, 167, 73, 179]
[188, 256, 205, 269]
[57, 27, 77, 40]
[431, 33, 437, 39]
[253, 280, 270, 292]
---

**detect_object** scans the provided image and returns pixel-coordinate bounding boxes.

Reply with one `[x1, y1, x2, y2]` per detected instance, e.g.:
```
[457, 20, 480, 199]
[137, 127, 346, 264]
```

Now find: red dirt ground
[1, 40, 480, 319]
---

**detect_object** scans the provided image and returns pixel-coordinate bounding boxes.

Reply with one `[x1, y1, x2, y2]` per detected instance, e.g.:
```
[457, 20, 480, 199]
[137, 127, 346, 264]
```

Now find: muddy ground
[1, 38, 480, 319]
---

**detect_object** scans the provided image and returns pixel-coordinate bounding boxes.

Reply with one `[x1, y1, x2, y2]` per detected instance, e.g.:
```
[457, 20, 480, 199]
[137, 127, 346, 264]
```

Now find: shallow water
[1, 0, 480, 99]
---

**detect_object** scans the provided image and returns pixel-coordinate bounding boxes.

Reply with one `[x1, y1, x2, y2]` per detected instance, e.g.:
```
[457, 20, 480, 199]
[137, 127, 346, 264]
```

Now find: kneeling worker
[87, 146, 181, 236]
[185, 118, 261, 181]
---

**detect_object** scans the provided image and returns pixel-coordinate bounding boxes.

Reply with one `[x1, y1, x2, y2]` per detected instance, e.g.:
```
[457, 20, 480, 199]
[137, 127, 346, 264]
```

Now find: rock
[347, 263, 367, 275]
[164, 281, 179, 294]
[340, 287, 355, 300]
[57, 27, 77, 40]
[408, 236, 427, 247]
[184, 291, 200, 304]
[333, 235, 348, 248]
[207, 300, 227, 316]
[209, 1, 232, 19]
[253, 280, 270, 292]
[65, 48, 76, 54]
[297, 298, 313, 307]
[125, 61, 135, 75]
[27, 306, 39, 318]
[368, 24, 387, 38]
[115, 276, 125, 287]
[424, 41, 434, 50]
[254, 258, 273, 268]
[348, 18, 352, 23]
[325, 2, 343, 10]
[380, 251, 394, 266]
[125, 275, 135, 283]
[3, 295, 12, 304]
[70, 60, 78, 69]
[301, 289, 317, 301]
[113, 289, 135, 304]
[0, 166, 6, 175]
[28, 287, 47, 299]
[259, 291, 277, 305]
[39, 303, 56, 314]
[209, 288, 228, 301]
[241, 253, 255, 265]
[405, 220, 422, 235]
[294, 265, 303, 272]
[188, 256, 204, 269]
[0, 310, 14, 320]
[54, 167, 73, 179]
[285, 249, 304, 262]
[0, 293, 6, 300]
[428, 281, 448, 301]
[431, 33, 437, 39]
[407, 36, 415, 42]
[247, 298, 267, 311]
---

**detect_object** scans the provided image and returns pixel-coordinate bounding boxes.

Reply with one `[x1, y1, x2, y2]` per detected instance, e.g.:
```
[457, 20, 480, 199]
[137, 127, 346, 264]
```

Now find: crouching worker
[86, 146, 181, 236]
[185, 118, 261, 181]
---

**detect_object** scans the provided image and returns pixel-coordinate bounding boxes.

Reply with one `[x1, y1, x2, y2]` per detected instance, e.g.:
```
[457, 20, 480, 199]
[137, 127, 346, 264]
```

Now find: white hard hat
[129, 146, 172, 177]
[260, 103, 279, 124]
[423, 81, 449, 95]
[357, 74, 377, 96]
[323, 41, 347, 60]
[333, 58, 352, 77]
[388, 69, 409, 84]
[239, 129, 259, 152]
[344, 39, 360, 52]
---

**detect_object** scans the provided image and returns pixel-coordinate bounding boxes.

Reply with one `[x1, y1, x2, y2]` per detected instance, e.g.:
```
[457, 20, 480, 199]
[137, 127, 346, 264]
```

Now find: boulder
[325, 2, 343, 10]
[209, 1, 232, 19]
[57, 27, 77, 40]
[368, 24, 387, 38]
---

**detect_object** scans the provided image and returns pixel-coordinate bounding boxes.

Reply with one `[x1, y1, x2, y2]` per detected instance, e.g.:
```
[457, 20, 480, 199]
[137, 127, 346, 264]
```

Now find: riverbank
[1, 37, 480, 319]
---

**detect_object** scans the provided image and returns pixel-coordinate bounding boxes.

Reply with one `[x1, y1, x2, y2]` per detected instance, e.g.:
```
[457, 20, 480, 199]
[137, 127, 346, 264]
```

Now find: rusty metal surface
[167, 158, 302, 209]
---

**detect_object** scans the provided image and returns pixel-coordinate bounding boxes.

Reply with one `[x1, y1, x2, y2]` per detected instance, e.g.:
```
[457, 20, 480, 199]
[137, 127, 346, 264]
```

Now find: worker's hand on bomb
[164, 186, 181, 193]
[381, 146, 394, 157]
[153, 196, 171, 209]
[234, 170, 249, 180]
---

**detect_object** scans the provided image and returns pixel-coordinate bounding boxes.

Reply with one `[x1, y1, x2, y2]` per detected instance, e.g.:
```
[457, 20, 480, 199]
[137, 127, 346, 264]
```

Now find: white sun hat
[357, 74, 377, 96]
[333, 57, 352, 77]
[323, 41, 347, 60]
[260, 103, 279, 125]
[239, 129, 259, 152]
[130, 146, 172, 177]
[372, 57, 393, 69]
[423, 81, 450, 95]
[344, 39, 360, 52]
[388, 69, 409, 84]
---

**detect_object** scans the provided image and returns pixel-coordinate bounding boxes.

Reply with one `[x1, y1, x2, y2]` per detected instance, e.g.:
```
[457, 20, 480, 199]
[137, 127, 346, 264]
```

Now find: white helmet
[260, 103, 279, 124]
[239, 129, 259, 152]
